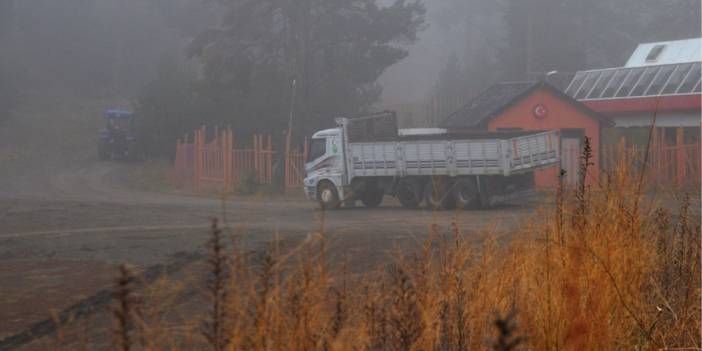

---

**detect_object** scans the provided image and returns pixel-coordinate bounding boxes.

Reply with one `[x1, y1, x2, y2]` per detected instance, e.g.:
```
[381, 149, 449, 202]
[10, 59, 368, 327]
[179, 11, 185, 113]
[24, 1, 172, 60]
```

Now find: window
[644, 65, 675, 95]
[630, 67, 659, 96]
[615, 68, 644, 97]
[600, 69, 629, 98]
[662, 63, 693, 94]
[587, 69, 615, 99]
[678, 63, 701, 93]
[108, 118, 131, 131]
[307, 138, 327, 162]
[575, 72, 601, 99]
[566, 72, 587, 96]
[645, 45, 666, 62]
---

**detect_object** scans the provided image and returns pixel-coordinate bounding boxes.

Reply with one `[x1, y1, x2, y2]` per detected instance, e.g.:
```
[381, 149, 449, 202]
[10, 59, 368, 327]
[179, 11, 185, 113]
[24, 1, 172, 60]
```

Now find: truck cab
[303, 127, 346, 205]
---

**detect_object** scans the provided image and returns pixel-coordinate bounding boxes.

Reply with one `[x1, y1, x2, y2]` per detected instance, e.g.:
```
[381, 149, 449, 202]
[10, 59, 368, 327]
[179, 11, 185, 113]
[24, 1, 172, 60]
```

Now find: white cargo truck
[303, 112, 560, 210]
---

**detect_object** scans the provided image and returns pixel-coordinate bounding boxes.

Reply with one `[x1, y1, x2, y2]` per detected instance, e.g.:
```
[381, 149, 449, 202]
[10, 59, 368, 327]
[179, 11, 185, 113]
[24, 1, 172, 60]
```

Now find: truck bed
[347, 130, 559, 178]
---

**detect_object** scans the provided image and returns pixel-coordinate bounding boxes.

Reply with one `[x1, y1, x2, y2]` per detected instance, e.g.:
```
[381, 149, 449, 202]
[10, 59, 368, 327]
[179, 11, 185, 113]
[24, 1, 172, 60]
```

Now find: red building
[441, 81, 612, 188]
[565, 38, 701, 186]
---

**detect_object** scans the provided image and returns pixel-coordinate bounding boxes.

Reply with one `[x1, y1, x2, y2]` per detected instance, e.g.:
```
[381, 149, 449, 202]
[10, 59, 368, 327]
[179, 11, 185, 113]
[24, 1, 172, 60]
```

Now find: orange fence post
[266, 134, 272, 184]
[676, 127, 685, 186]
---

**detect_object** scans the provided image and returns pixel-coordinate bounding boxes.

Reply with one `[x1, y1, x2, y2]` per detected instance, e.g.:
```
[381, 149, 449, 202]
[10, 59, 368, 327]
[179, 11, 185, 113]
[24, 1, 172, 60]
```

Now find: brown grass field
[29, 149, 702, 350]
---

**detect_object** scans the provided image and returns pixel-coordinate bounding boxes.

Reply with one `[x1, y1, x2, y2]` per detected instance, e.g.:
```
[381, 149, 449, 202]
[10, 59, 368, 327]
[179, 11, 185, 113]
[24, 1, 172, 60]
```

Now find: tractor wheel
[126, 142, 139, 162]
[98, 141, 109, 161]
[453, 178, 481, 210]
[424, 177, 454, 210]
[396, 178, 422, 209]
[317, 182, 341, 210]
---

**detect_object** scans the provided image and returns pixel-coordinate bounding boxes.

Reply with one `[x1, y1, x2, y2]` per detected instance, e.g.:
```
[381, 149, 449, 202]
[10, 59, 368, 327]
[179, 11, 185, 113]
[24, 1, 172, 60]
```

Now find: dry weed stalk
[112, 264, 137, 351]
[201, 217, 231, 351]
[98, 151, 699, 350]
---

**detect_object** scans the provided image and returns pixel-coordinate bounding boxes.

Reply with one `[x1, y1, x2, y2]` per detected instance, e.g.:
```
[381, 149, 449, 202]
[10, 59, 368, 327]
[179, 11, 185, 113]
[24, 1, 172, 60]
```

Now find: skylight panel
[587, 69, 615, 99]
[575, 72, 600, 99]
[677, 63, 701, 93]
[644, 65, 675, 96]
[630, 67, 659, 96]
[661, 63, 692, 95]
[615, 68, 644, 97]
[600, 69, 629, 98]
[565, 72, 586, 96]
[645, 44, 666, 62]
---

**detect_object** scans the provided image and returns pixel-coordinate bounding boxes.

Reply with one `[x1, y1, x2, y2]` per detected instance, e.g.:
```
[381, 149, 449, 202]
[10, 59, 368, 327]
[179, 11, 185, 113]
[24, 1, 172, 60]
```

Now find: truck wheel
[318, 182, 341, 210]
[424, 178, 454, 210]
[361, 188, 384, 208]
[453, 178, 480, 210]
[98, 142, 108, 160]
[126, 142, 138, 162]
[396, 178, 422, 209]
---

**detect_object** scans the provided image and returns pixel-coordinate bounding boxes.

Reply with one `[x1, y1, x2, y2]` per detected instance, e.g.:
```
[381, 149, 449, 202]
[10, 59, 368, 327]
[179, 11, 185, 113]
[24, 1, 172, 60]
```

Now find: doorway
[560, 129, 585, 186]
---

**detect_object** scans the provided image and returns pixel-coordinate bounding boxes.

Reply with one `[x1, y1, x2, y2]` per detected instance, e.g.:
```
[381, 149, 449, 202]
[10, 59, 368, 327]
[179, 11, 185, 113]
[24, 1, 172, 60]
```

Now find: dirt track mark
[0, 224, 209, 239]
[0, 252, 203, 351]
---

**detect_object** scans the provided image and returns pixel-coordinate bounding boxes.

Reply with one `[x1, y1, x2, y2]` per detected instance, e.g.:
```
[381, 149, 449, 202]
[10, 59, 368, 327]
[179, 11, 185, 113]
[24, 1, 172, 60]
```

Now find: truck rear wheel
[453, 178, 481, 210]
[424, 177, 454, 210]
[361, 187, 384, 208]
[318, 182, 341, 210]
[396, 178, 422, 209]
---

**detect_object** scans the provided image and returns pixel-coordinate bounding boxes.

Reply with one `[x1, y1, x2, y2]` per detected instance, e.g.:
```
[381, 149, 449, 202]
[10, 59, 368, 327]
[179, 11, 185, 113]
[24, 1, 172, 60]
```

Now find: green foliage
[134, 58, 209, 158]
[187, 0, 426, 137]
[136, 0, 425, 158]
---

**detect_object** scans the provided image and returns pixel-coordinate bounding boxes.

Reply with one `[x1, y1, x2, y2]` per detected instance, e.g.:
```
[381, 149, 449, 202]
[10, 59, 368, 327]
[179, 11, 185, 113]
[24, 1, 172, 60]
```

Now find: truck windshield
[108, 118, 131, 131]
[307, 138, 326, 162]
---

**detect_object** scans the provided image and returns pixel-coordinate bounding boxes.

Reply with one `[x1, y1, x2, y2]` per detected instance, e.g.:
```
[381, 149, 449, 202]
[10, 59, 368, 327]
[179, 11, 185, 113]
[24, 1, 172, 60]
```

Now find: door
[560, 129, 585, 186]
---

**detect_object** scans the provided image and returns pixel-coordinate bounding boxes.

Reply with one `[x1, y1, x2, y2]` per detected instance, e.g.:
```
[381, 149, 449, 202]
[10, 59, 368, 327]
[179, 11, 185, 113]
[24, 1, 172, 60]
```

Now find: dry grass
[95, 155, 701, 350]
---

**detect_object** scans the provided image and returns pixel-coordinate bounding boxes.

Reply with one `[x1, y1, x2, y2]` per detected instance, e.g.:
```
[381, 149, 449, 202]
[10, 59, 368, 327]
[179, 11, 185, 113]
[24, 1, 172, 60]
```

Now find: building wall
[487, 88, 602, 188]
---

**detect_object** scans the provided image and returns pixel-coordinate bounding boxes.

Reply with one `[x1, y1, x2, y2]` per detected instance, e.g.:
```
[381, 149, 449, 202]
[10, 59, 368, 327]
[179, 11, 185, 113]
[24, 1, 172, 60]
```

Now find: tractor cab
[98, 109, 138, 161]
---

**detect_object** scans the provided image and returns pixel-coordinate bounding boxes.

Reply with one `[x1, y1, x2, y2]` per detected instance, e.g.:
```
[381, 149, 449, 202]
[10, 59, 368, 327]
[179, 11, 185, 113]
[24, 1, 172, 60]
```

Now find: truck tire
[453, 178, 480, 210]
[98, 141, 109, 160]
[396, 178, 422, 209]
[361, 188, 384, 208]
[126, 141, 138, 162]
[317, 182, 341, 210]
[424, 177, 454, 210]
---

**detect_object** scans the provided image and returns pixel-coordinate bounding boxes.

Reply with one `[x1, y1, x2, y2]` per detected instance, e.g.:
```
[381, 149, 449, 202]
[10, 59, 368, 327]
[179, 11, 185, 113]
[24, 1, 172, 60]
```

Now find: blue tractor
[98, 109, 138, 161]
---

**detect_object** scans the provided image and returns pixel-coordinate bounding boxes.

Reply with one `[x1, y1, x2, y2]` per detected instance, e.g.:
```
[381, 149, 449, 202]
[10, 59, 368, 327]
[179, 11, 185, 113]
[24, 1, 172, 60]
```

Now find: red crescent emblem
[533, 104, 548, 119]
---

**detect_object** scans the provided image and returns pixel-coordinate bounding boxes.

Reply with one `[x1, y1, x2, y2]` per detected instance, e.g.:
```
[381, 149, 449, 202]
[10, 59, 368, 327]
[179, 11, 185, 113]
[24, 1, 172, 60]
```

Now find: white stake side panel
[348, 130, 559, 180]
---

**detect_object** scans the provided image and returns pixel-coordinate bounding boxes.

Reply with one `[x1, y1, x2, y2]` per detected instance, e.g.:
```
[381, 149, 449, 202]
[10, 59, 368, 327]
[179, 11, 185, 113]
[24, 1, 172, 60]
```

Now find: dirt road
[0, 162, 538, 347]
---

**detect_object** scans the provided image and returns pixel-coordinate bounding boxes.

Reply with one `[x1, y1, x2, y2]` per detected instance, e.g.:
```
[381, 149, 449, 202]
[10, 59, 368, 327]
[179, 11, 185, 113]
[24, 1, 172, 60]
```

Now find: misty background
[0, 0, 699, 166]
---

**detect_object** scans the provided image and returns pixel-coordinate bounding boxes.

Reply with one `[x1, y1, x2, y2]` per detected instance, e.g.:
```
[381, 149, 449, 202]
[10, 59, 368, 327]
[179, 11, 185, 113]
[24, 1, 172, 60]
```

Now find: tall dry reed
[99, 159, 699, 350]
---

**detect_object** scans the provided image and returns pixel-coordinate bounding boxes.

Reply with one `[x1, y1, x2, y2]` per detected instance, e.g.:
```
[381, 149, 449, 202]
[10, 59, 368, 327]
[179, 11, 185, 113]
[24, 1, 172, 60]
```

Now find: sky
[378, 1, 466, 106]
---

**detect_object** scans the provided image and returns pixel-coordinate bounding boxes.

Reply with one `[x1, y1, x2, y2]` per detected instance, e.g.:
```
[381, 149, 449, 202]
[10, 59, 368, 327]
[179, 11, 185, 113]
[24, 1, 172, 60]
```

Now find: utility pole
[284, 79, 297, 192]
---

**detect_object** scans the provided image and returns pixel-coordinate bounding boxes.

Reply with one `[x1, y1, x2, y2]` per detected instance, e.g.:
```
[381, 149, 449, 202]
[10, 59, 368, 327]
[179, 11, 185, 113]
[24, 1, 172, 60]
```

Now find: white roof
[311, 128, 340, 139]
[398, 128, 447, 136]
[625, 38, 701, 67]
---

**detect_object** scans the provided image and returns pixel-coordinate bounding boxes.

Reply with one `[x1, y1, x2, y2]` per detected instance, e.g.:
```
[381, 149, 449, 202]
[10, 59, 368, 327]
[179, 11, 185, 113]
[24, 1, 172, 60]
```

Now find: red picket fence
[174, 126, 308, 193]
[601, 137, 701, 188]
